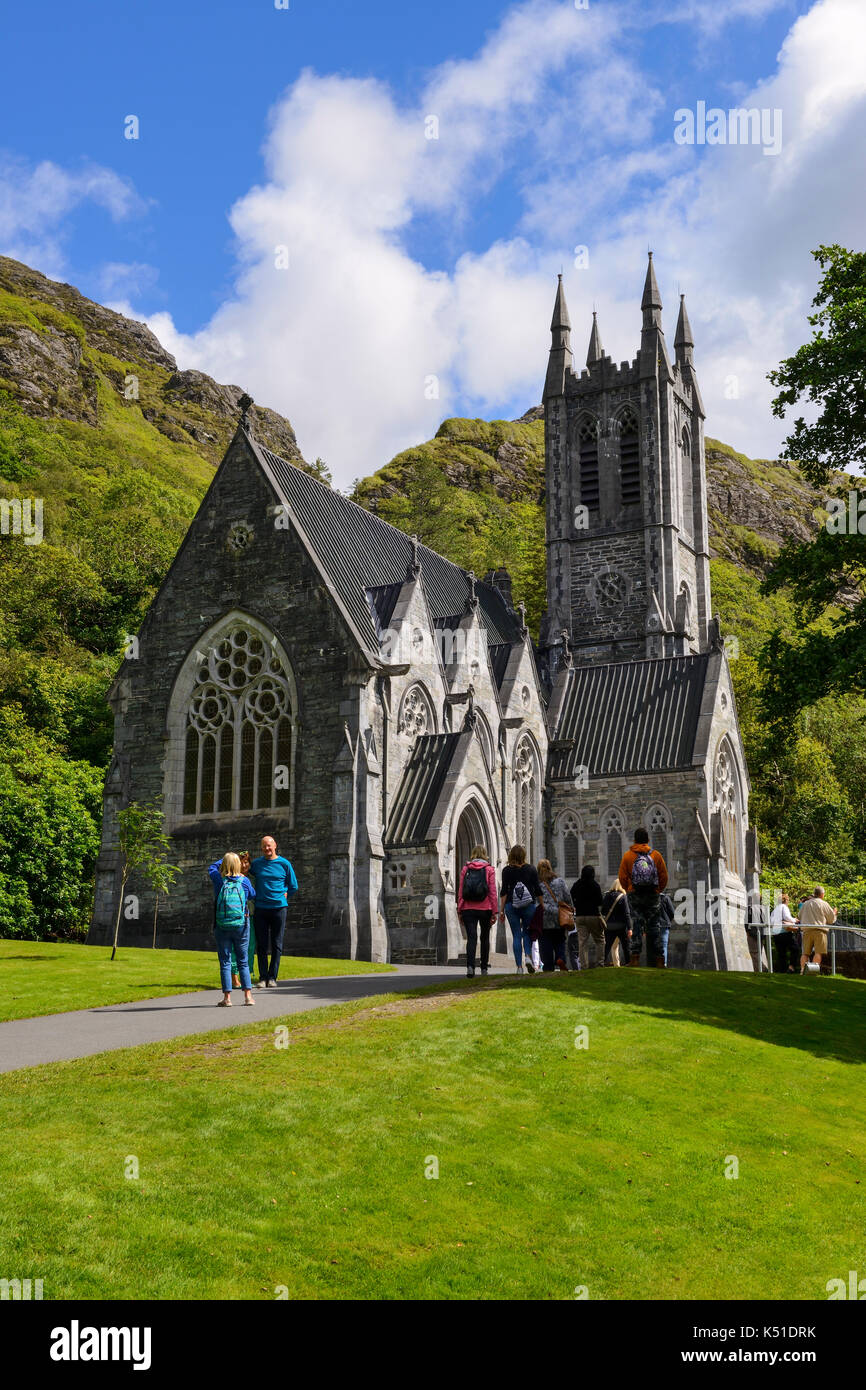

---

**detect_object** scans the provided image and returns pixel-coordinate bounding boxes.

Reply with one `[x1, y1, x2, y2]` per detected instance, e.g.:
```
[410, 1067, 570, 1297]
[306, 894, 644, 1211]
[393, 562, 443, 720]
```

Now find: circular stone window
[592, 570, 630, 608]
[227, 520, 254, 554]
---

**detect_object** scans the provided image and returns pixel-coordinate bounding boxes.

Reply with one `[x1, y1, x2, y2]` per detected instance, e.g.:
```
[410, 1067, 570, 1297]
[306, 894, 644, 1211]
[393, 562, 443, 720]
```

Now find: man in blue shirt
[247, 835, 298, 987]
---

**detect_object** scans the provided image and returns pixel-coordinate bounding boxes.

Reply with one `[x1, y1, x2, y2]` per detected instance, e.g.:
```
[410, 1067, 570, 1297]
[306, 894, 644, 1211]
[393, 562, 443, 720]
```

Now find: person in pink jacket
[457, 845, 498, 977]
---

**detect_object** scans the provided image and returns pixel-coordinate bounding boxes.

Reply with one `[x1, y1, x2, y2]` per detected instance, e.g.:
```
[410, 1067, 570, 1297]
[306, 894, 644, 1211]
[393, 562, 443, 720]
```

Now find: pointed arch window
[619, 407, 641, 507]
[714, 740, 742, 877]
[601, 807, 625, 884]
[681, 425, 693, 538]
[177, 619, 297, 821]
[514, 737, 541, 862]
[556, 810, 583, 881]
[646, 804, 673, 871]
[577, 417, 600, 510]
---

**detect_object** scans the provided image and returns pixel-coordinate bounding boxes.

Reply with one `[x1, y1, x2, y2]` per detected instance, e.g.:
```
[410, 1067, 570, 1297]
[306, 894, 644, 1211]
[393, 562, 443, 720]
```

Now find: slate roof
[259, 444, 522, 652]
[548, 655, 709, 779]
[385, 733, 462, 847]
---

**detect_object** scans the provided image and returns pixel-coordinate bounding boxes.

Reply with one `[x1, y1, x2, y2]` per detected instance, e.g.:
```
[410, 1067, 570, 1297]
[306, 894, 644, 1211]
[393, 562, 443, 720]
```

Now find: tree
[760, 244, 866, 725]
[147, 858, 180, 949]
[111, 802, 175, 961]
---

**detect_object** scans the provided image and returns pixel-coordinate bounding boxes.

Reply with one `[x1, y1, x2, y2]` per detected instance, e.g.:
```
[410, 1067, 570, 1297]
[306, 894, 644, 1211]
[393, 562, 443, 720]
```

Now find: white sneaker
[255, 980, 267, 990]
[516, 965, 525, 974]
[266, 979, 277, 988]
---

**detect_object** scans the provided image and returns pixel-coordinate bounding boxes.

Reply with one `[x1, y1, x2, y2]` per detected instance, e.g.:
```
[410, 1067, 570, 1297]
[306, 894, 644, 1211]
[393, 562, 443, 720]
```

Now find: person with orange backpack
[618, 829, 669, 967]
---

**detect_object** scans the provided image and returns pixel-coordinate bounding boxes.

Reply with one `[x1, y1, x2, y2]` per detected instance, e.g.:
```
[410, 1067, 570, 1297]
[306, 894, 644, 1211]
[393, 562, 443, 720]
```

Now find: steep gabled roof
[386, 733, 463, 847]
[257, 441, 522, 654]
[548, 655, 709, 779]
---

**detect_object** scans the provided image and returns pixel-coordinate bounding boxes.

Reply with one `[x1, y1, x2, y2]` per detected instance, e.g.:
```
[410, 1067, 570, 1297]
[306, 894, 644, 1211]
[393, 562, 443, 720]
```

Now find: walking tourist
[799, 886, 837, 975]
[207, 853, 255, 1006]
[619, 829, 668, 966]
[570, 864, 605, 969]
[247, 836, 299, 988]
[538, 859, 574, 972]
[600, 877, 631, 966]
[458, 845, 498, 977]
[500, 846, 543, 974]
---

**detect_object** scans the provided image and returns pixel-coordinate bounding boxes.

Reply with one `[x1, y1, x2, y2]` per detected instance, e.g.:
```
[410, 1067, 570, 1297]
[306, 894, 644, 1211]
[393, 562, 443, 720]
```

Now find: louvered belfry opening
[578, 418, 599, 510]
[620, 408, 640, 506]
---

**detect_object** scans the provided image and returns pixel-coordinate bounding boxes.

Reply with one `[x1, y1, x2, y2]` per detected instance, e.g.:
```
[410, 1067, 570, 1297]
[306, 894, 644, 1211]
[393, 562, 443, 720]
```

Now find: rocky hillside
[0, 255, 305, 465]
[355, 410, 826, 583]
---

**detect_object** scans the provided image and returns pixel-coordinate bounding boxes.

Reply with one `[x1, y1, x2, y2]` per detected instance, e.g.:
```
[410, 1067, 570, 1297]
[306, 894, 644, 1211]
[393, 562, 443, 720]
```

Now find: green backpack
[215, 878, 247, 930]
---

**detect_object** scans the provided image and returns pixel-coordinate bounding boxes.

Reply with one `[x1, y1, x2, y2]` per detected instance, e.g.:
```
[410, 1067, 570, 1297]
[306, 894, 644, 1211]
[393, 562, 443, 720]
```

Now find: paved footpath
[0, 966, 506, 1075]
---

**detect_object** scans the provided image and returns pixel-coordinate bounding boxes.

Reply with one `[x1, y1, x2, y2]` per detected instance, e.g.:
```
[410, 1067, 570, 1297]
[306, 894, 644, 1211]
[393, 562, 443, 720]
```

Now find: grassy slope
[0, 941, 393, 1023]
[1, 970, 863, 1300]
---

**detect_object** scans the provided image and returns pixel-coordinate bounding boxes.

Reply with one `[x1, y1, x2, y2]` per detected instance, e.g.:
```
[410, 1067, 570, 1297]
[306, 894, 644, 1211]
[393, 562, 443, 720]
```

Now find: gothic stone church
[90, 255, 758, 971]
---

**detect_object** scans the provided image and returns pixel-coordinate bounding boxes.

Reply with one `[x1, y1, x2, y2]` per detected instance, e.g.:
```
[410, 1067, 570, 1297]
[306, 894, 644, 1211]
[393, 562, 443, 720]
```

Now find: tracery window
[647, 804, 673, 870]
[514, 736, 541, 862]
[181, 620, 296, 819]
[601, 807, 625, 884]
[398, 683, 435, 737]
[556, 811, 583, 881]
[714, 741, 742, 876]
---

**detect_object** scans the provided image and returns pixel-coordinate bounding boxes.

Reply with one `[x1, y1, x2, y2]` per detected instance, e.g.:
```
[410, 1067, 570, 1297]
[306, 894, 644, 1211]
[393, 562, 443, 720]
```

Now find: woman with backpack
[457, 845, 498, 978]
[538, 859, 574, 972]
[207, 853, 256, 1006]
[600, 877, 631, 966]
[499, 845, 544, 974]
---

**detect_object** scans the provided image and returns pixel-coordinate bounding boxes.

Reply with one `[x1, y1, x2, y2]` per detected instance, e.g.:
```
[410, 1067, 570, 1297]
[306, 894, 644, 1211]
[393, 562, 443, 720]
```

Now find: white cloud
[133, 0, 865, 483]
[0, 156, 145, 277]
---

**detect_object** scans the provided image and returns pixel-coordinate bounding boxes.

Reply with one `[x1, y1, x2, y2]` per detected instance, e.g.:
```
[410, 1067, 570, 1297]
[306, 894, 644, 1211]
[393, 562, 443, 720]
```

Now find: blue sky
[2, 0, 863, 485]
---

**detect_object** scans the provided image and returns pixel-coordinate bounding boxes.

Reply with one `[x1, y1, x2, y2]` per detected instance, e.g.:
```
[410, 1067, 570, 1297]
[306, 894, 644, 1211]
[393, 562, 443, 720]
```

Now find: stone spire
[639, 252, 671, 379]
[543, 274, 574, 400]
[586, 310, 604, 366]
[641, 252, 663, 326]
[674, 293, 694, 364]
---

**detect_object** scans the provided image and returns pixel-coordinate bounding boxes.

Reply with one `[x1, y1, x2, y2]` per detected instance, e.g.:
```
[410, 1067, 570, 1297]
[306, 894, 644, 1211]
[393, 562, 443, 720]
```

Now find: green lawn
[0, 940, 393, 1022]
[1, 969, 864, 1300]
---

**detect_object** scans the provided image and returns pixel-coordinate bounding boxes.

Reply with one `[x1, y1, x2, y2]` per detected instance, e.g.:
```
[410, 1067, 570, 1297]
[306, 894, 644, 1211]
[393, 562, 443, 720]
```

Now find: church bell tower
[541, 255, 712, 668]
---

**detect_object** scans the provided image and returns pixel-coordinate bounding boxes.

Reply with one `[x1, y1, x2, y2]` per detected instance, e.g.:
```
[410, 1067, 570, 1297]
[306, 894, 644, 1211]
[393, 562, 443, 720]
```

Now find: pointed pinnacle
[641, 251, 663, 313]
[586, 310, 604, 366]
[675, 293, 694, 353]
[550, 273, 571, 332]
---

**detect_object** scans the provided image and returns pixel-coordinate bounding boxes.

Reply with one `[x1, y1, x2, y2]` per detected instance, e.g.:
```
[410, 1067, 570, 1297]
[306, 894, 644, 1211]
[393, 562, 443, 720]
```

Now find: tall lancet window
[577, 417, 600, 510]
[514, 737, 541, 862]
[681, 425, 693, 539]
[714, 740, 742, 877]
[619, 407, 641, 506]
[601, 807, 625, 883]
[175, 617, 298, 822]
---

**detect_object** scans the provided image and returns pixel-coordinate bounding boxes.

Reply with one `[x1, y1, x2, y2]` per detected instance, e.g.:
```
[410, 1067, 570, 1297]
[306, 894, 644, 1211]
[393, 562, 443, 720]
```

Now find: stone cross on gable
[465, 570, 479, 612]
[238, 393, 254, 432]
[517, 600, 528, 637]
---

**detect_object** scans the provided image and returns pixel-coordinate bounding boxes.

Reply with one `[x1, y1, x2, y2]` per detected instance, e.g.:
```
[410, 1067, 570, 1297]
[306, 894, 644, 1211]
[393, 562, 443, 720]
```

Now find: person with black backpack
[618, 829, 668, 967]
[457, 845, 498, 977]
[499, 845, 544, 974]
[207, 853, 256, 1006]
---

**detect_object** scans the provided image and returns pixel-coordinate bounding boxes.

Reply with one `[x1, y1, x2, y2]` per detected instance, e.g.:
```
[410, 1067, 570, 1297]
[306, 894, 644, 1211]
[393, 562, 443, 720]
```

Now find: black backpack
[462, 864, 488, 901]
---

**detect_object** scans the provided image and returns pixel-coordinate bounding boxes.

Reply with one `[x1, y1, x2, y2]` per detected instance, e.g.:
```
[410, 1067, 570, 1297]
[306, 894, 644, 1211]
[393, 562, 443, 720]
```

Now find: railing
[759, 921, 866, 976]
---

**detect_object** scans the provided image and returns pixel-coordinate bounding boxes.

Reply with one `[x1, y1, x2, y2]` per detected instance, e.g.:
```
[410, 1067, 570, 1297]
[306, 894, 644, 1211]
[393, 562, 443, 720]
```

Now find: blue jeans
[215, 921, 252, 992]
[504, 902, 536, 968]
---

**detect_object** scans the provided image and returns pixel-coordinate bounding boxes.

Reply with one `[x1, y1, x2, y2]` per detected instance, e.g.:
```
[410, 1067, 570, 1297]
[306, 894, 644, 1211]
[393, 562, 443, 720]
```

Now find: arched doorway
[455, 799, 490, 880]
